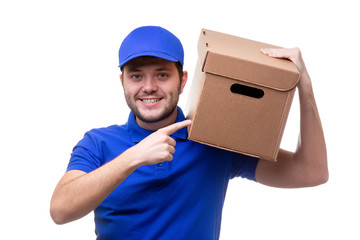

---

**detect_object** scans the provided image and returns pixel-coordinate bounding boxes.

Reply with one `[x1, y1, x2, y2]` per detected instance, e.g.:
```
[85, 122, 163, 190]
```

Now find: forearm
[294, 71, 328, 184]
[50, 150, 140, 224]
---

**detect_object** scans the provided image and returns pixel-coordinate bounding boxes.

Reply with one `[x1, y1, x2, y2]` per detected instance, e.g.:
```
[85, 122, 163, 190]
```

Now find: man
[50, 26, 328, 239]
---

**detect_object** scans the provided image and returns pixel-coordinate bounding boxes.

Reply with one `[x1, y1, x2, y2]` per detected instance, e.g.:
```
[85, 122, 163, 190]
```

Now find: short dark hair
[175, 61, 184, 81]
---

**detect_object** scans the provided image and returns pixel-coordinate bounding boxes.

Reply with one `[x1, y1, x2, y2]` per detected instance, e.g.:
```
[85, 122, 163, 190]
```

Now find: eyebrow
[126, 67, 141, 72]
[154, 67, 172, 72]
[126, 66, 172, 73]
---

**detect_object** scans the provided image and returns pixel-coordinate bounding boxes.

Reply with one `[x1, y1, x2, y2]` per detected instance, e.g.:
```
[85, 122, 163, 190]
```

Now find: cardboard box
[185, 29, 300, 161]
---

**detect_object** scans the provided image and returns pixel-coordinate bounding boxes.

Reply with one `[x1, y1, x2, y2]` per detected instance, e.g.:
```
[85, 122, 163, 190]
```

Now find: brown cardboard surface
[186, 29, 300, 161]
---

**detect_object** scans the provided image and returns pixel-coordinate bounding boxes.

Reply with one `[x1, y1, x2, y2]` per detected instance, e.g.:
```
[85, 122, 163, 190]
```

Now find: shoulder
[75, 124, 129, 150]
[71, 123, 131, 168]
[86, 124, 127, 139]
[89, 124, 125, 134]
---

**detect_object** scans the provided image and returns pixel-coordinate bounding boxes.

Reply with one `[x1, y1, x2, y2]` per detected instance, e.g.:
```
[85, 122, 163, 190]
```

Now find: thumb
[159, 120, 192, 136]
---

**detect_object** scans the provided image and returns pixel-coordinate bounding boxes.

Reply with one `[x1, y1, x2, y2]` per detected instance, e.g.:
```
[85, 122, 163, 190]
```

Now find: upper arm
[255, 149, 311, 188]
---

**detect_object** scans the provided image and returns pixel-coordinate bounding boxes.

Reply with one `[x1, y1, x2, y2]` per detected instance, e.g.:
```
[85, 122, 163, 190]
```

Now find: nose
[142, 77, 158, 94]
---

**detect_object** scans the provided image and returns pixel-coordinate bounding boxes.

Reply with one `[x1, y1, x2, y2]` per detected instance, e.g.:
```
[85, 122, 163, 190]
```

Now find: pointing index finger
[159, 120, 192, 136]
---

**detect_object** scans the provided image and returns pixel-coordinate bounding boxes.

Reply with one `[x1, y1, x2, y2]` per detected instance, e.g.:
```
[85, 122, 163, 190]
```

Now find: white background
[1, 0, 359, 239]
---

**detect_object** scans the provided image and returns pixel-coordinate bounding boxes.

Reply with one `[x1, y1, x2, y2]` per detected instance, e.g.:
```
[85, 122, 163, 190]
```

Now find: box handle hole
[230, 83, 264, 99]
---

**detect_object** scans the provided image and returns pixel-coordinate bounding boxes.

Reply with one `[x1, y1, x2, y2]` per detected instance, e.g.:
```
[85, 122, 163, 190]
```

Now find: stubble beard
[125, 89, 180, 124]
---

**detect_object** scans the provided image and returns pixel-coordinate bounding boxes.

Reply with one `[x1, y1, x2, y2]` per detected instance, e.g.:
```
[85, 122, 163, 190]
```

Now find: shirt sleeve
[230, 153, 259, 181]
[67, 131, 103, 173]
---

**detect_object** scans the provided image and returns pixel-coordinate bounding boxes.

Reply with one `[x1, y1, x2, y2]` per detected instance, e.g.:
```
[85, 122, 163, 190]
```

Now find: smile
[141, 98, 161, 104]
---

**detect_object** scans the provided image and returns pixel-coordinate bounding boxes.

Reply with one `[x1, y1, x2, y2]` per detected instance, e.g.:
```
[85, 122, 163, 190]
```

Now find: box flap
[199, 29, 300, 91]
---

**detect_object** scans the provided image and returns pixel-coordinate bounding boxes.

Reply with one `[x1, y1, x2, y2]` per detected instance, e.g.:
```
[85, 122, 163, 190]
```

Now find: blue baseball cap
[118, 26, 184, 68]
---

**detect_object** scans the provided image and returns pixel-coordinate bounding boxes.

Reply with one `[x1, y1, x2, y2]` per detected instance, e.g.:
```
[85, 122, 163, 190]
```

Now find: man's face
[121, 57, 187, 129]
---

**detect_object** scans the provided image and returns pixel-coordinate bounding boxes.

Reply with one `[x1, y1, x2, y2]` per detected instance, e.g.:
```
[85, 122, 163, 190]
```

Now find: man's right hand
[128, 120, 192, 166]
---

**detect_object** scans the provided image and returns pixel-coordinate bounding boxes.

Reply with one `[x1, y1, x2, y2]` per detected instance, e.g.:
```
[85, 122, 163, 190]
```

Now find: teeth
[142, 99, 160, 104]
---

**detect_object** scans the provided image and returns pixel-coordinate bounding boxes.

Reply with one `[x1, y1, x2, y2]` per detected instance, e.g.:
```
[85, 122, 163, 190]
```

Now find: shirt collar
[127, 106, 188, 143]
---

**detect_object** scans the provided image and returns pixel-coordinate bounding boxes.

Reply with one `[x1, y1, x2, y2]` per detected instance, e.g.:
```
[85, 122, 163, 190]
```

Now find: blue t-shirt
[67, 107, 259, 240]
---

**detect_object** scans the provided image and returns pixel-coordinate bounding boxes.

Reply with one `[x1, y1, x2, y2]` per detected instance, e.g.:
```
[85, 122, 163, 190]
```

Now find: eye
[130, 74, 142, 80]
[157, 73, 168, 79]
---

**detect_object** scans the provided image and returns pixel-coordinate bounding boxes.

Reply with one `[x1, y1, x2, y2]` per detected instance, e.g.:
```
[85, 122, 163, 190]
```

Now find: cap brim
[119, 51, 179, 68]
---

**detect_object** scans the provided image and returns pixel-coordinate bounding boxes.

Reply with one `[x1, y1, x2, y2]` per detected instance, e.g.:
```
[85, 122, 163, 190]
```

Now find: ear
[120, 74, 124, 87]
[180, 71, 188, 94]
